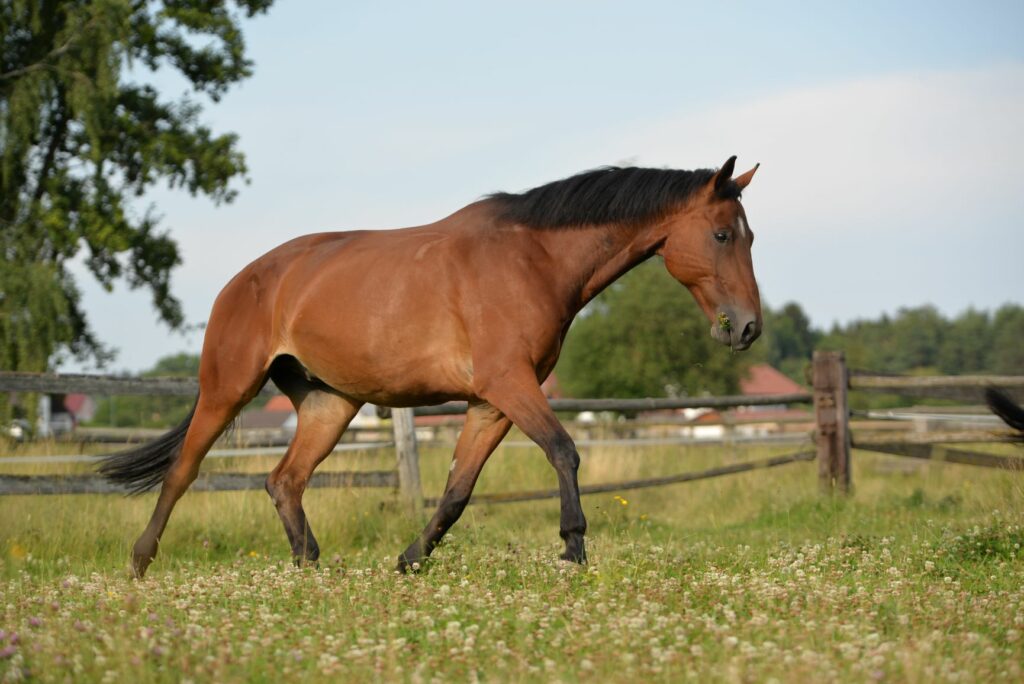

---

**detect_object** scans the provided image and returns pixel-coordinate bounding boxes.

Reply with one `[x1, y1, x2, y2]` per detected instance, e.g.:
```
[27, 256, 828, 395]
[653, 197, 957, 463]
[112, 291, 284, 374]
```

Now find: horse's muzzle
[711, 308, 761, 351]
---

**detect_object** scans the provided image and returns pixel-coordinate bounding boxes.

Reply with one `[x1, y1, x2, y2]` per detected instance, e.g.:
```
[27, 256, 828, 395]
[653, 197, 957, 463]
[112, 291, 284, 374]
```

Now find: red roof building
[740, 364, 806, 396]
[263, 395, 295, 412]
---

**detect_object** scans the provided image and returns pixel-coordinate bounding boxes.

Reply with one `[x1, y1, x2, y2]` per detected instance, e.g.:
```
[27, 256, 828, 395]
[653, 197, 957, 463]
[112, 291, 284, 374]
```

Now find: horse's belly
[281, 288, 475, 406]
[300, 345, 474, 407]
[267, 228, 490, 406]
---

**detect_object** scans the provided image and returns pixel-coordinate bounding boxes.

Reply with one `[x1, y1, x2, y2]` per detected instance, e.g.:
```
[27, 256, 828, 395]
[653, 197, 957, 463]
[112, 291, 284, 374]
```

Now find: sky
[61, 0, 1024, 373]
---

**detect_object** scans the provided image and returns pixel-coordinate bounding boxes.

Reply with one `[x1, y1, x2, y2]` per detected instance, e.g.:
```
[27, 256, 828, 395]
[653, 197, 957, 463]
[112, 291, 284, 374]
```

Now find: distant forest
[762, 301, 1024, 382]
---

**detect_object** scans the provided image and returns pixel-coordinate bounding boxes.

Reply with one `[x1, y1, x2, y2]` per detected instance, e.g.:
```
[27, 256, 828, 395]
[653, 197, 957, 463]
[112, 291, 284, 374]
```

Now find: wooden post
[392, 407, 424, 517]
[813, 351, 851, 494]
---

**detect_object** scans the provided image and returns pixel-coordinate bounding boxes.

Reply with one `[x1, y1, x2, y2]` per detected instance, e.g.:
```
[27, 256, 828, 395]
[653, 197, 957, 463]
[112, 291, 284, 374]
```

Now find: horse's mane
[487, 166, 742, 229]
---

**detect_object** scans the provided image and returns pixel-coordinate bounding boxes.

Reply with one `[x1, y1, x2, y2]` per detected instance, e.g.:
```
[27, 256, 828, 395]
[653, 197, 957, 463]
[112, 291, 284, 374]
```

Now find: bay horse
[100, 156, 762, 578]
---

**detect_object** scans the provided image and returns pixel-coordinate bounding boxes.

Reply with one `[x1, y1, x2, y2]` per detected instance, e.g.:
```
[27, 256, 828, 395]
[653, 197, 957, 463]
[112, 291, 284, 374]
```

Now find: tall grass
[1, 437, 1022, 681]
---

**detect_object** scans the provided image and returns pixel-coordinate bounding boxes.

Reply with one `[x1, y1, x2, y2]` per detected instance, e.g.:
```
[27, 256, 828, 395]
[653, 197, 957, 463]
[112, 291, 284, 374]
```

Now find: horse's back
[202, 202, 562, 406]
[228, 221, 481, 404]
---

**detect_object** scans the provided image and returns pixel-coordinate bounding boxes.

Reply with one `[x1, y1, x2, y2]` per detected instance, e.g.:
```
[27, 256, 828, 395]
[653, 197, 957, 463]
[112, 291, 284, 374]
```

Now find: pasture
[2, 438, 1023, 682]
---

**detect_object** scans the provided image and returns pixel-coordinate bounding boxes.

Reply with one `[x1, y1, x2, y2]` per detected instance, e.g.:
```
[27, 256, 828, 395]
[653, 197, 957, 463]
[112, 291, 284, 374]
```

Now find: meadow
[1, 435, 1022, 682]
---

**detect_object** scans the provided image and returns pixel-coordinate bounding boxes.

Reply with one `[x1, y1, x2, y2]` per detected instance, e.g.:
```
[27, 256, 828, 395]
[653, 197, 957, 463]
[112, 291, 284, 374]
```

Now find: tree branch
[0, 34, 76, 82]
[31, 90, 69, 206]
[0, 12, 101, 83]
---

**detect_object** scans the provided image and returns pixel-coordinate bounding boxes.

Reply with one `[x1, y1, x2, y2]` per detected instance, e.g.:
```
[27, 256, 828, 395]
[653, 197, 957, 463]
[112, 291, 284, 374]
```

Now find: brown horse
[100, 157, 762, 578]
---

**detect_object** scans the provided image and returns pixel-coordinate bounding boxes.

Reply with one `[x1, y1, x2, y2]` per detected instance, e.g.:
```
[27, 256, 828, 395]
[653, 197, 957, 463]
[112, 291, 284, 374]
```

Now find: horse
[99, 156, 763, 578]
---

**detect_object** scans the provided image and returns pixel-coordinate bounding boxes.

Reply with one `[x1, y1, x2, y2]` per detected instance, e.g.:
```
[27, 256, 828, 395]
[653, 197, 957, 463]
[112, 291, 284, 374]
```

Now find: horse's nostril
[741, 320, 758, 345]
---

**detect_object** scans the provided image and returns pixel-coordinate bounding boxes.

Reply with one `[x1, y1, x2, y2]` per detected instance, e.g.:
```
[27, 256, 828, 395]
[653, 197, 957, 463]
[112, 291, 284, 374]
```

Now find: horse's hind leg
[132, 392, 248, 578]
[398, 401, 511, 571]
[265, 388, 362, 564]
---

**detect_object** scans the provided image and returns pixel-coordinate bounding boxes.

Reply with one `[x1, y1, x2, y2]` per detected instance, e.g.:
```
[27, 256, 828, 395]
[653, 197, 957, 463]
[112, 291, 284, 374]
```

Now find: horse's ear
[734, 163, 760, 190]
[712, 156, 737, 195]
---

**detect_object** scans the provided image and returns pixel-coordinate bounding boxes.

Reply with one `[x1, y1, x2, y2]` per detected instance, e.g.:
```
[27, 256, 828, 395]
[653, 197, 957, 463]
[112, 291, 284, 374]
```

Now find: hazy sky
[62, 1, 1024, 373]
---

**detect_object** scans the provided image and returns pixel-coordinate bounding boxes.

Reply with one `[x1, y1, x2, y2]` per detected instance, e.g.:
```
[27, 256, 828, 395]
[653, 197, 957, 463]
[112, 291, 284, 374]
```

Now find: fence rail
[3, 363, 1022, 501]
[2, 369, 818, 500]
[426, 451, 816, 506]
[0, 371, 287, 397]
[411, 392, 813, 416]
[0, 470, 396, 496]
[0, 372, 201, 396]
[849, 373, 1024, 403]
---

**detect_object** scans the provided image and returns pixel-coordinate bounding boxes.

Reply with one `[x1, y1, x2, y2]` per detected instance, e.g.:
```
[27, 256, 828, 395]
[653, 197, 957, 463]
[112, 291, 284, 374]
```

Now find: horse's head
[658, 156, 762, 350]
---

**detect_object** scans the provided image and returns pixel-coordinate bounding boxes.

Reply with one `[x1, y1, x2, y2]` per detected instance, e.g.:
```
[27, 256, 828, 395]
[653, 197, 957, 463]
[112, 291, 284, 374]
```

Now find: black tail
[97, 399, 198, 495]
[985, 387, 1024, 435]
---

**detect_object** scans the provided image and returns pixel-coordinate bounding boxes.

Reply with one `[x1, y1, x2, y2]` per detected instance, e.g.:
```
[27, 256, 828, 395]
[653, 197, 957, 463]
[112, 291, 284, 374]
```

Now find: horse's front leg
[398, 401, 511, 571]
[481, 373, 588, 563]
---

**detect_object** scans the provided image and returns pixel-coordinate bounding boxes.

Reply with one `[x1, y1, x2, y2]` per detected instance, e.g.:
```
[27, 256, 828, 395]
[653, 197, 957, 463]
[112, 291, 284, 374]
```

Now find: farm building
[677, 364, 813, 440]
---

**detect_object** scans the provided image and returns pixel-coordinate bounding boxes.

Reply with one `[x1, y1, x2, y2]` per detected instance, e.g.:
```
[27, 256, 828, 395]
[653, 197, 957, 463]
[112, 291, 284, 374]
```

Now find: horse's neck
[532, 221, 661, 311]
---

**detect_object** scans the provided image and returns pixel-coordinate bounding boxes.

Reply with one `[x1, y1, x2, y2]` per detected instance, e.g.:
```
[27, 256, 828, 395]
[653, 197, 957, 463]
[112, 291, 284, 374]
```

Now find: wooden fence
[0, 371, 815, 505]
[815, 351, 1024, 492]
[2, 356, 1022, 505]
[0, 372, 419, 504]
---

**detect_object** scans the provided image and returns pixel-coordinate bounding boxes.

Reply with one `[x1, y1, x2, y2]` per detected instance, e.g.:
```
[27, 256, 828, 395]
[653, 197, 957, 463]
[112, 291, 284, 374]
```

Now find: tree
[0, 0, 273, 372]
[556, 260, 748, 398]
[757, 301, 819, 381]
[937, 308, 991, 374]
[988, 305, 1024, 374]
[887, 306, 946, 372]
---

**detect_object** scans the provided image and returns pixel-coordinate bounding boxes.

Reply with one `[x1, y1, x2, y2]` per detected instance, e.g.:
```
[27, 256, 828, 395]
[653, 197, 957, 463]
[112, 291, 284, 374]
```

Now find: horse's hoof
[559, 548, 587, 564]
[396, 555, 424, 574]
[130, 555, 150, 580]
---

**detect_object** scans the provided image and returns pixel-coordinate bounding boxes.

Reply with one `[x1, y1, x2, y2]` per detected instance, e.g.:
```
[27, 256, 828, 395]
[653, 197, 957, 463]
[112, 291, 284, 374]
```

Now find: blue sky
[64, 1, 1024, 372]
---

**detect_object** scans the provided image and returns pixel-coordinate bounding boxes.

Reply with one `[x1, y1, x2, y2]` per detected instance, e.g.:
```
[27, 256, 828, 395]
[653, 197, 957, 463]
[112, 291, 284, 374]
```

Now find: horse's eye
[713, 230, 729, 244]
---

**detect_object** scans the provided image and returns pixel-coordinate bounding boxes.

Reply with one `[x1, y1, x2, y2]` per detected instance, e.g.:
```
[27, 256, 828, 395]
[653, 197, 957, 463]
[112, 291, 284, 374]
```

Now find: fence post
[392, 407, 424, 517]
[813, 350, 851, 494]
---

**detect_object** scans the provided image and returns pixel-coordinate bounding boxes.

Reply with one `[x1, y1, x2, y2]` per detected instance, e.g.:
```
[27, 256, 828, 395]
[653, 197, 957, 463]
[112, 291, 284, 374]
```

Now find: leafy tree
[937, 308, 991, 374]
[0, 0, 273, 373]
[0, 261, 75, 372]
[146, 351, 200, 377]
[757, 301, 819, 382]
[989, 305, 1024, 374]
[556, 260, 748, 398]
[888, 306, 946, 371]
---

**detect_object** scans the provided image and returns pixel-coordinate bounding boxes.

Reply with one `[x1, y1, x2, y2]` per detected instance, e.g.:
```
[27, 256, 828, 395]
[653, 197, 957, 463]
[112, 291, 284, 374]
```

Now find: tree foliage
[756, 302, 820, 381]
[556, 260, 749, 398]
[0, 0, 272, 371]
[815, 304, 1024, 376]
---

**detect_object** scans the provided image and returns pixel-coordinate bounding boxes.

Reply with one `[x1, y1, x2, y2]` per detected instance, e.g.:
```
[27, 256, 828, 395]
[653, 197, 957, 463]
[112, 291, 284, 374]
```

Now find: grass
[1, 434, 1023, 682]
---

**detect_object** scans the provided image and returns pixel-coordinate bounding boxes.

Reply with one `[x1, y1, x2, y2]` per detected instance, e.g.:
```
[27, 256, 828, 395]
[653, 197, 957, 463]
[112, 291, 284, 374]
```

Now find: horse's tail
[97, 397, 198, 495]
[985, 387, 1024, 437]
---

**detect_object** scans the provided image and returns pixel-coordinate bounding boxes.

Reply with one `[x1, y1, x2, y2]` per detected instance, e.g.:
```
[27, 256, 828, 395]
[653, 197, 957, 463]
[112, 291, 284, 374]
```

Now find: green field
[1, 436, 1023, 682]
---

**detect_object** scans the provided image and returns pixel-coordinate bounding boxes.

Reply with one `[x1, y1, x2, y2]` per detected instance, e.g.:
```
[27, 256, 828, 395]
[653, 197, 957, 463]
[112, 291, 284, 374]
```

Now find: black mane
[487, 166, 741, 229]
